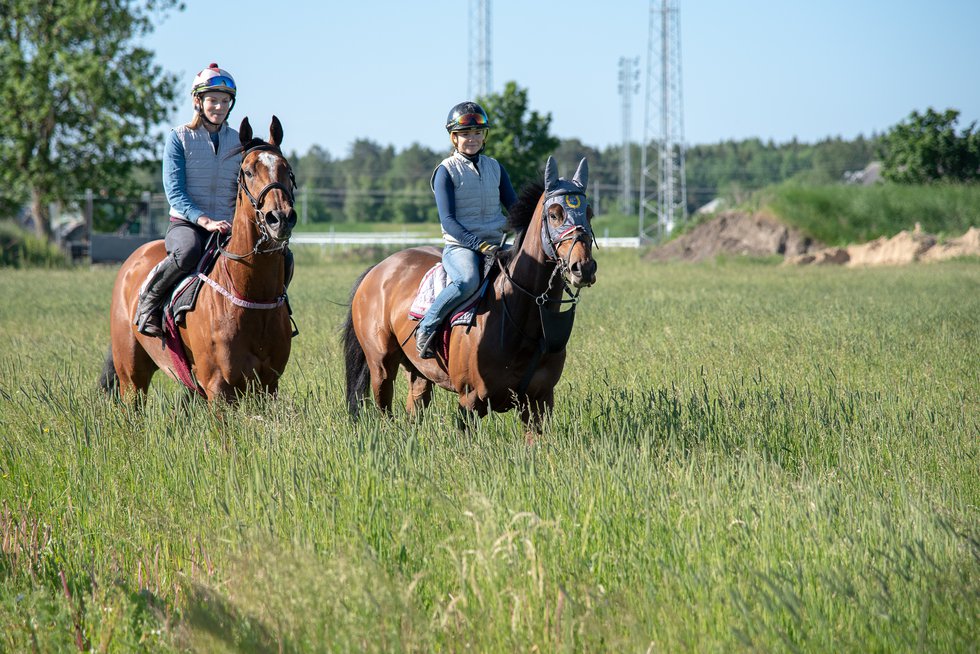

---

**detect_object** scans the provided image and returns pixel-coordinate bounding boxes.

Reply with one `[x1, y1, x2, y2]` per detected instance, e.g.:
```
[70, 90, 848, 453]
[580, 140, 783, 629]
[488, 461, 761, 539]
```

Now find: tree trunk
[30, 186, 52, 241]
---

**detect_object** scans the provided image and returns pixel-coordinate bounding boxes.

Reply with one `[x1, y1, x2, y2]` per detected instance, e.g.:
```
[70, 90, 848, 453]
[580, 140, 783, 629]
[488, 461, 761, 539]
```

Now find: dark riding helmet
[445, 101, 491, 133]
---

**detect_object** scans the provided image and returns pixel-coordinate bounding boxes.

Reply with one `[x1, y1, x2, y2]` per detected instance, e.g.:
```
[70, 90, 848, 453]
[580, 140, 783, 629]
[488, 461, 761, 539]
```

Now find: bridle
[493, 188, 596, 394]
[221, 143, 297, 261]
[499, 190, 595, 308]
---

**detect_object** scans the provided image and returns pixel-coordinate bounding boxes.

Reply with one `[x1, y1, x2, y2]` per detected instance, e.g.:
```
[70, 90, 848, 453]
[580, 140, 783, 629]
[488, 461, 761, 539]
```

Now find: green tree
[0, 0, 180, 239]
[880, 108, 980, 184]
[293, 145, 341, 224]
[479, 81, 560, 191]
[341, 139, 394, 222]
[385, 143, 440, 223]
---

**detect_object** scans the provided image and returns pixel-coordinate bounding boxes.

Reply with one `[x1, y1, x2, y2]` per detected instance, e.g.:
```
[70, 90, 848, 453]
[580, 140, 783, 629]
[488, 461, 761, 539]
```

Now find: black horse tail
[99, 344, 118, 394]
[343, 267, 373, 418]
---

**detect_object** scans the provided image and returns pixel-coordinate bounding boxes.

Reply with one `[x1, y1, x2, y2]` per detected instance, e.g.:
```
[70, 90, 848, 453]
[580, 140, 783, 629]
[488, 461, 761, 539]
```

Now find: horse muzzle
[264, 208, 297, 242]
[567, 258, 597, 288]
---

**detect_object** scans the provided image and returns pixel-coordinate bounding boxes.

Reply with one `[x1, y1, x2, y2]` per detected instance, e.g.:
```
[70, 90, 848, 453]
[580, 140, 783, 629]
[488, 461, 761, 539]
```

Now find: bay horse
[100, 116, 297, 403]
[343, 156, 597, 432]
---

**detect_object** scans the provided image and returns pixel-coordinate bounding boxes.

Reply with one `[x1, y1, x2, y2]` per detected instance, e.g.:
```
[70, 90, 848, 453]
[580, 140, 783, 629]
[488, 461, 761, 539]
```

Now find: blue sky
[145, 0, 980, 159]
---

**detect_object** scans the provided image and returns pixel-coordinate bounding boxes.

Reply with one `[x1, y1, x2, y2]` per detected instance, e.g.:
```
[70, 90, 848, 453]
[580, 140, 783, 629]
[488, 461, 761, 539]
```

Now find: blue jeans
[419, 244, 482, 335]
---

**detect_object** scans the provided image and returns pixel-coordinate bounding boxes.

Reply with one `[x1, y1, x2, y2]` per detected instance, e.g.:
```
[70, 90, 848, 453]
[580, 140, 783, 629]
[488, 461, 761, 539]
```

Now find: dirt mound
[644, 212, 820, 262]
[785, 224, 980, 266]
[645, 212, 980, 266]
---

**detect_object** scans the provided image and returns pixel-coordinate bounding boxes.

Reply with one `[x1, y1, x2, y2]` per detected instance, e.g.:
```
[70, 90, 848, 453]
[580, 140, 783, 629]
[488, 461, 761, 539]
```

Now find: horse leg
[455, 392, 488, 431]
[369, 351, 401, 415]
[520, 391, 554, 443]
[404, 368, 433, 418]
[111, 331, 158, 402]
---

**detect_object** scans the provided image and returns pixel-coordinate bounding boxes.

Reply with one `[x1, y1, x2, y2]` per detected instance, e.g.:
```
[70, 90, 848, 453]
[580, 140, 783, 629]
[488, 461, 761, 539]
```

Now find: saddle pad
[408, 263, 486, 328]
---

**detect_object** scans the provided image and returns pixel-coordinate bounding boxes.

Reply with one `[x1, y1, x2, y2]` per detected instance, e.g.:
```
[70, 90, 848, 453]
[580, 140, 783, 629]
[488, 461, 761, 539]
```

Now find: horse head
[237, 116, 297, 244]
[541, 156, 597, 288]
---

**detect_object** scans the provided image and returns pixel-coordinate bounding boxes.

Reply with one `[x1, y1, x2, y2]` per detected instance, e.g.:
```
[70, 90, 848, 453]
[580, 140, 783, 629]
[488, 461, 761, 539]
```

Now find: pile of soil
[645, 212, 980, 266]
[644, 212, 820, 262]
[786, 224, 980, 266]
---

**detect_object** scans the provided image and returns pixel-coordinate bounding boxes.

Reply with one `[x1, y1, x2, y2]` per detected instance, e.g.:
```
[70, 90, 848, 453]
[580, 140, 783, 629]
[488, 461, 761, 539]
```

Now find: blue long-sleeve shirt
[162, 129, 222, 224]
[432, 162, 518, 251]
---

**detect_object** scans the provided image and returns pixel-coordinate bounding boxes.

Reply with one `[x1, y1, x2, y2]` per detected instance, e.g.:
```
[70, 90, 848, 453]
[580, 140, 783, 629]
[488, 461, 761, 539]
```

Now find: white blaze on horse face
[257, 152, 280, 181]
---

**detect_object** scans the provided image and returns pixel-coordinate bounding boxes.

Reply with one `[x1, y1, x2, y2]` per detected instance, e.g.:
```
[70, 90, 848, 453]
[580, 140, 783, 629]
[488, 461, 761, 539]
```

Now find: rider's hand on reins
[198, 216, 232, 234]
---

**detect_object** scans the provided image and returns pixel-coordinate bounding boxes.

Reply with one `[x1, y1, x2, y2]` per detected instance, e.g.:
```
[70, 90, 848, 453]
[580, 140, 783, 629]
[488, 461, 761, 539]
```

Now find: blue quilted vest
[169, 123, 241, 222]
[431, 151, 507, 245]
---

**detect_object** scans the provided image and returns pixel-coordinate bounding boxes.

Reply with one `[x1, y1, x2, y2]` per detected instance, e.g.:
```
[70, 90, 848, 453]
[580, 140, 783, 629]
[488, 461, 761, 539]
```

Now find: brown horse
[100, 116, 297, 403]
[343, 156, 597, 432]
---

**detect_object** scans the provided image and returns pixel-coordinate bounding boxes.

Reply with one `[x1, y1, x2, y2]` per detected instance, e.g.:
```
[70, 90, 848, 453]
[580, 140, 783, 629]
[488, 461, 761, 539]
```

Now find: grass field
[0, 250, 977, 652]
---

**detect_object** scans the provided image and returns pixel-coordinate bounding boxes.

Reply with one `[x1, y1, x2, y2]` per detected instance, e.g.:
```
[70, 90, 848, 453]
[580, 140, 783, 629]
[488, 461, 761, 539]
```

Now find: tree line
[2, 0, 977, 238]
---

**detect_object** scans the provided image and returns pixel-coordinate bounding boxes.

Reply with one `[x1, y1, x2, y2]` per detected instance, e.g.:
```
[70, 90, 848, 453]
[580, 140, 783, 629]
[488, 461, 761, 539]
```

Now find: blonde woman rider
[135, 63, 240, 337]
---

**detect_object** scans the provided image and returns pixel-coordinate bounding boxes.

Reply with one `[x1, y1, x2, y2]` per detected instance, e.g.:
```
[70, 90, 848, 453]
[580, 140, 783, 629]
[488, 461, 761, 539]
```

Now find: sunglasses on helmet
[454, 112, 488, 128]
[197, 75, 236, 91]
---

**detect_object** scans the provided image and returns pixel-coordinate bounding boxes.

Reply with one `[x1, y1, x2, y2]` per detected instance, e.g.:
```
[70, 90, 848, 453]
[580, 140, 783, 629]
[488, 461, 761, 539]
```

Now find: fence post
[141, 191, 151, 235]
[84, 189, 94, 238]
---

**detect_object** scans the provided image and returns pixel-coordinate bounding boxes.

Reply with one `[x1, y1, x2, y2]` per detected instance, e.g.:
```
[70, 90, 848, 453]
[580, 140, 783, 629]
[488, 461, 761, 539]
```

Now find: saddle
[408, 257, 498, 360]
[408, 263, 488, 328]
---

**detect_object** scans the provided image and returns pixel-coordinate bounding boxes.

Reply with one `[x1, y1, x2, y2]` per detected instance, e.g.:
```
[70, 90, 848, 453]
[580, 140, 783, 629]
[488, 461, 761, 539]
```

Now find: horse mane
[504, 182, 544, 257]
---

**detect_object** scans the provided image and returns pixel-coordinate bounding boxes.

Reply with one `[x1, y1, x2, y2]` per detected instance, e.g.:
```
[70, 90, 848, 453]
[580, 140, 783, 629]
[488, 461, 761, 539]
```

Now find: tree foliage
[0, 0, 181, 238]
[880, 108, 980, 184]
[478, 82, 560, 191]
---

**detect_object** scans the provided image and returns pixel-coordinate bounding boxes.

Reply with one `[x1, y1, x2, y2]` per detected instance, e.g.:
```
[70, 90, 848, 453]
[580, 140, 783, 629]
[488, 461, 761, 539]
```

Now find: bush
[0, 221, 69, 268]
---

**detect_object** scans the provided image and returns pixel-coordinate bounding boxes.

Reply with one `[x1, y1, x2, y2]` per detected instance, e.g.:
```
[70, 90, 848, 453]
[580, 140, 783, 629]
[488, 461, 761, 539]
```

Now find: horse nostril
[287, 209, 298, 227]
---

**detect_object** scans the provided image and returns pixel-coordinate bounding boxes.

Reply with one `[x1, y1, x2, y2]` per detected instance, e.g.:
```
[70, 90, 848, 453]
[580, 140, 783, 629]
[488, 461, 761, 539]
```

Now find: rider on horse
[134, 64, 296, 338]
[134, 63, 241, 337]
[416, 101, 518, 359]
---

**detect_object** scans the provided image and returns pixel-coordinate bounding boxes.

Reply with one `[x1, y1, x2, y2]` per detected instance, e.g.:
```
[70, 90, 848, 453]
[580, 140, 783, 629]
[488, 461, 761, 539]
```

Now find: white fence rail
[291, 232, 641, 248]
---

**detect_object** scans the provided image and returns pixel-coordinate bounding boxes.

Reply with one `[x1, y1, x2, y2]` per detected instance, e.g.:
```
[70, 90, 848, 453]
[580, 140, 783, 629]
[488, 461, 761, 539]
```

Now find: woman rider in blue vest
[134, 63, 240, 337]
[416, 101, 518, 359]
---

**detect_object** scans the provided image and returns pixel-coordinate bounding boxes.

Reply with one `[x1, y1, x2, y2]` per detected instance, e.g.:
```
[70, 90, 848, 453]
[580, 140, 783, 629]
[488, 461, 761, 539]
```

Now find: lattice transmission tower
[468, 0, 492, 99]
[639, 0, 687, 240]
[618, 57, 640, 215]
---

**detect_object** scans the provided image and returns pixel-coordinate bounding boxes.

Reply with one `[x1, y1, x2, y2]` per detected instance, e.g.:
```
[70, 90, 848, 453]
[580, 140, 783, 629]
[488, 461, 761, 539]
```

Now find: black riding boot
[134, 256, 185, 337]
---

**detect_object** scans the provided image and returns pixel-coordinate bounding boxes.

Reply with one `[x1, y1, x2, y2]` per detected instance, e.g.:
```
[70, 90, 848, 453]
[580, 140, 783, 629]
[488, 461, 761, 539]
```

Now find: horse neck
[219, 204, 285, 300]
[497, 215, 562, 330]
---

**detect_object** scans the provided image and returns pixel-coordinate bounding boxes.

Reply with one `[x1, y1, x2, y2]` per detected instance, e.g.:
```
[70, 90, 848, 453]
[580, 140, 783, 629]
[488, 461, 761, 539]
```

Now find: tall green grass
[762, 183, 980, 245]
[0, 252, 977, 652]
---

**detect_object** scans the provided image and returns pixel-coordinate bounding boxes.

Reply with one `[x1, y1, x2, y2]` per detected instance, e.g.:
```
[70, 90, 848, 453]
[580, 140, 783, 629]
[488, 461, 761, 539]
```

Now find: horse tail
[343, 267, 373, 418]
[98, 344, 118, 394]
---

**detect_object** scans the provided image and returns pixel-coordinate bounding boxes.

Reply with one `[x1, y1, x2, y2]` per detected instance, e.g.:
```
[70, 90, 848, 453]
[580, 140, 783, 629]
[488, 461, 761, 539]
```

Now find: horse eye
[244, 169, 253, 178]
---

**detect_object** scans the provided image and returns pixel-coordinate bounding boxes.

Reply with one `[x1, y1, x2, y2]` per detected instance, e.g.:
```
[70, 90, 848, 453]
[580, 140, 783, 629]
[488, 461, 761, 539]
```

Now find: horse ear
[239, 117, 252, 146]
[544, 156, 559, 193]
[270, 115, 283, 148]
[572, 158, 589, 190]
